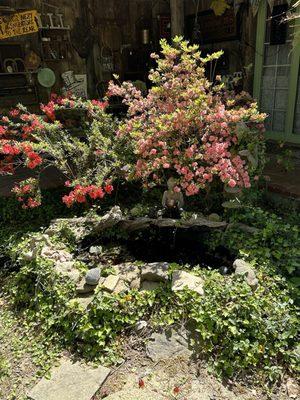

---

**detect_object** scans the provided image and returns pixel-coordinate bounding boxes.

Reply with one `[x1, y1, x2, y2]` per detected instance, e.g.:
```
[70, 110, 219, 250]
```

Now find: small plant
[276, 142, 295, 172]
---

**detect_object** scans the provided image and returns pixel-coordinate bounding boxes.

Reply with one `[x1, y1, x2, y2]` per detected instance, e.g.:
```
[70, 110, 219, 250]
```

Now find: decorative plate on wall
[37, 67, 56, 88]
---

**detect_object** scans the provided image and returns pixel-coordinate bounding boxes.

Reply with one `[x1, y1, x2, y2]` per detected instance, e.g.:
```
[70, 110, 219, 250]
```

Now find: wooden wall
[0, 0, 257, 108]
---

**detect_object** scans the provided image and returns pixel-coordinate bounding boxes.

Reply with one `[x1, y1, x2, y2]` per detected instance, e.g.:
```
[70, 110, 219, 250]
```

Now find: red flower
[40, 101, 56, 121]
[62, 194, 75, 207]
[20, 114, 31, 122]
[27, 197, 41, 208]
[1, 143, 20, 155]
[9, 109, 20, 117]
[0, 126, 7, 136]
[173, 386, 180, 395]
[27, 152, 42, 169]
[88, 186, 105, 200]
[104, 184, 113, 194]
[138, 378, 145, 389]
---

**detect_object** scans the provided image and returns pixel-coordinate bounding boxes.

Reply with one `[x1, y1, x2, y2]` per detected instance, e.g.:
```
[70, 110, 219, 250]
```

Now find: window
[253, 1, 300, 143]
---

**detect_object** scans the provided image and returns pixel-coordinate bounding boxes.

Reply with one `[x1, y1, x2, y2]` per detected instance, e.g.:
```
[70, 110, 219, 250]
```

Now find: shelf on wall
[39, 27, 70, 31]
[0, 71, 38, 76]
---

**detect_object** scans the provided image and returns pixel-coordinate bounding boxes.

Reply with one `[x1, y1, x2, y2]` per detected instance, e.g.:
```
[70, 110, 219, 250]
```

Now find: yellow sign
[0, 10, 39, 40]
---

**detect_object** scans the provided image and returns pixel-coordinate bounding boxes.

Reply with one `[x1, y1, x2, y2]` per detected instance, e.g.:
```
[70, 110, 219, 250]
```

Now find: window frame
[253, 0, 300, 143]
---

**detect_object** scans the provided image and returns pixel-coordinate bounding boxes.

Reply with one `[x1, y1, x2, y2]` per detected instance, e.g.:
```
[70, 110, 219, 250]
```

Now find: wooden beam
[170, 0, 184, 38]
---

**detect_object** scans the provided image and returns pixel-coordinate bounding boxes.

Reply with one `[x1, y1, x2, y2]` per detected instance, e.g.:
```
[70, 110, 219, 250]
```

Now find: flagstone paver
[28, 358, 110, 400]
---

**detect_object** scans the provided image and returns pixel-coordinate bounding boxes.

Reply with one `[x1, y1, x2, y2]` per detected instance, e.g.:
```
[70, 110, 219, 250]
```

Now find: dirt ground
[96, 337, 292, 400]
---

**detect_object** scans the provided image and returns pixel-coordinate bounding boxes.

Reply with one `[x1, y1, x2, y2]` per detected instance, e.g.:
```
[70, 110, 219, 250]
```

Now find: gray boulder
[28, 358, 110, 400]
[85, 267, 101, 285]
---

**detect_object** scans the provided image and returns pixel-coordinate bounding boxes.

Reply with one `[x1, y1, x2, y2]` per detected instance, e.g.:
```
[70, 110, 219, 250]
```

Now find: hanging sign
[0, 10, 39, 40]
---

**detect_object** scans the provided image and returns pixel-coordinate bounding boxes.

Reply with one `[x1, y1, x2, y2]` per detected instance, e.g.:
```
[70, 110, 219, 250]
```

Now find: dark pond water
[81, 226, 236, 275]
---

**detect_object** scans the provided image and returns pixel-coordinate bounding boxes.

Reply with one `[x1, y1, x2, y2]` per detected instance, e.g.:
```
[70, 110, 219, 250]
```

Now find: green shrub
[206, 206, 300, 279]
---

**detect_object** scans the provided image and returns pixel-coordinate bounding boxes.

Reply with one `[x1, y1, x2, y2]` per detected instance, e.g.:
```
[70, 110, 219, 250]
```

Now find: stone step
[28, 358, 110, 400]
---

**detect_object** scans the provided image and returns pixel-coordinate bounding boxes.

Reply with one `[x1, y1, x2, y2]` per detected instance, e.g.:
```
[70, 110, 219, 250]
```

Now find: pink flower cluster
[108, 39, 266, 196]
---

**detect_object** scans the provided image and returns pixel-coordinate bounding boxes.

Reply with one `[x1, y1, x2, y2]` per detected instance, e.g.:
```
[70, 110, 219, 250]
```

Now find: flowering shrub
[0, 96, 116, 207]
[108, 37, 266, 197]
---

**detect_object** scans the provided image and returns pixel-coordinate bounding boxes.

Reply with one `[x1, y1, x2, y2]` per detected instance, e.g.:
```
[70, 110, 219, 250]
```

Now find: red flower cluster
[12, 179, 41, 209]
[1, 142, 20, 155]
[91, 99, 108, 109]
[62, 184, 113, 207]
[40, 101, 56, 121]
[26, 151, 42, 169]
[1, 96, 115, 209]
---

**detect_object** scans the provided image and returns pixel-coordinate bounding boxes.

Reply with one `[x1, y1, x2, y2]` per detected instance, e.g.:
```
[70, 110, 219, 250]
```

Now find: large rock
[233, 259, 258, 288]
[92, 206, 123, 234]
[28, 358, 110, 400]
[46, 206, 123, 242]
[85, 267, 101, 285]
[141, 262, 169, 282]
[113, 263, 140, 283]
[171, 270, 204, 295]
[286, 377, 300, 399]
[146, 329, 192, 362]
[45, 218, 94, 241]
[99, 274, 120, 293]
[54, 261, 80, 283]
[74, 295, 94, 310]
[120, 216, 227, 231]
[41, 246, 73, 263]
[113, 279, 129, 294]
[76, 278, 96, 294]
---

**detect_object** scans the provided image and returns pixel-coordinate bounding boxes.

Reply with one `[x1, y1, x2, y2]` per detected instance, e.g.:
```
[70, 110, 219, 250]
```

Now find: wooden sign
[0, 10, 39, 40]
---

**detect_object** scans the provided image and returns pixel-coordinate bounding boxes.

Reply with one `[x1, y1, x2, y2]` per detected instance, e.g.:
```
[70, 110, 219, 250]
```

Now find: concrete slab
[28, 358, 110, 400]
